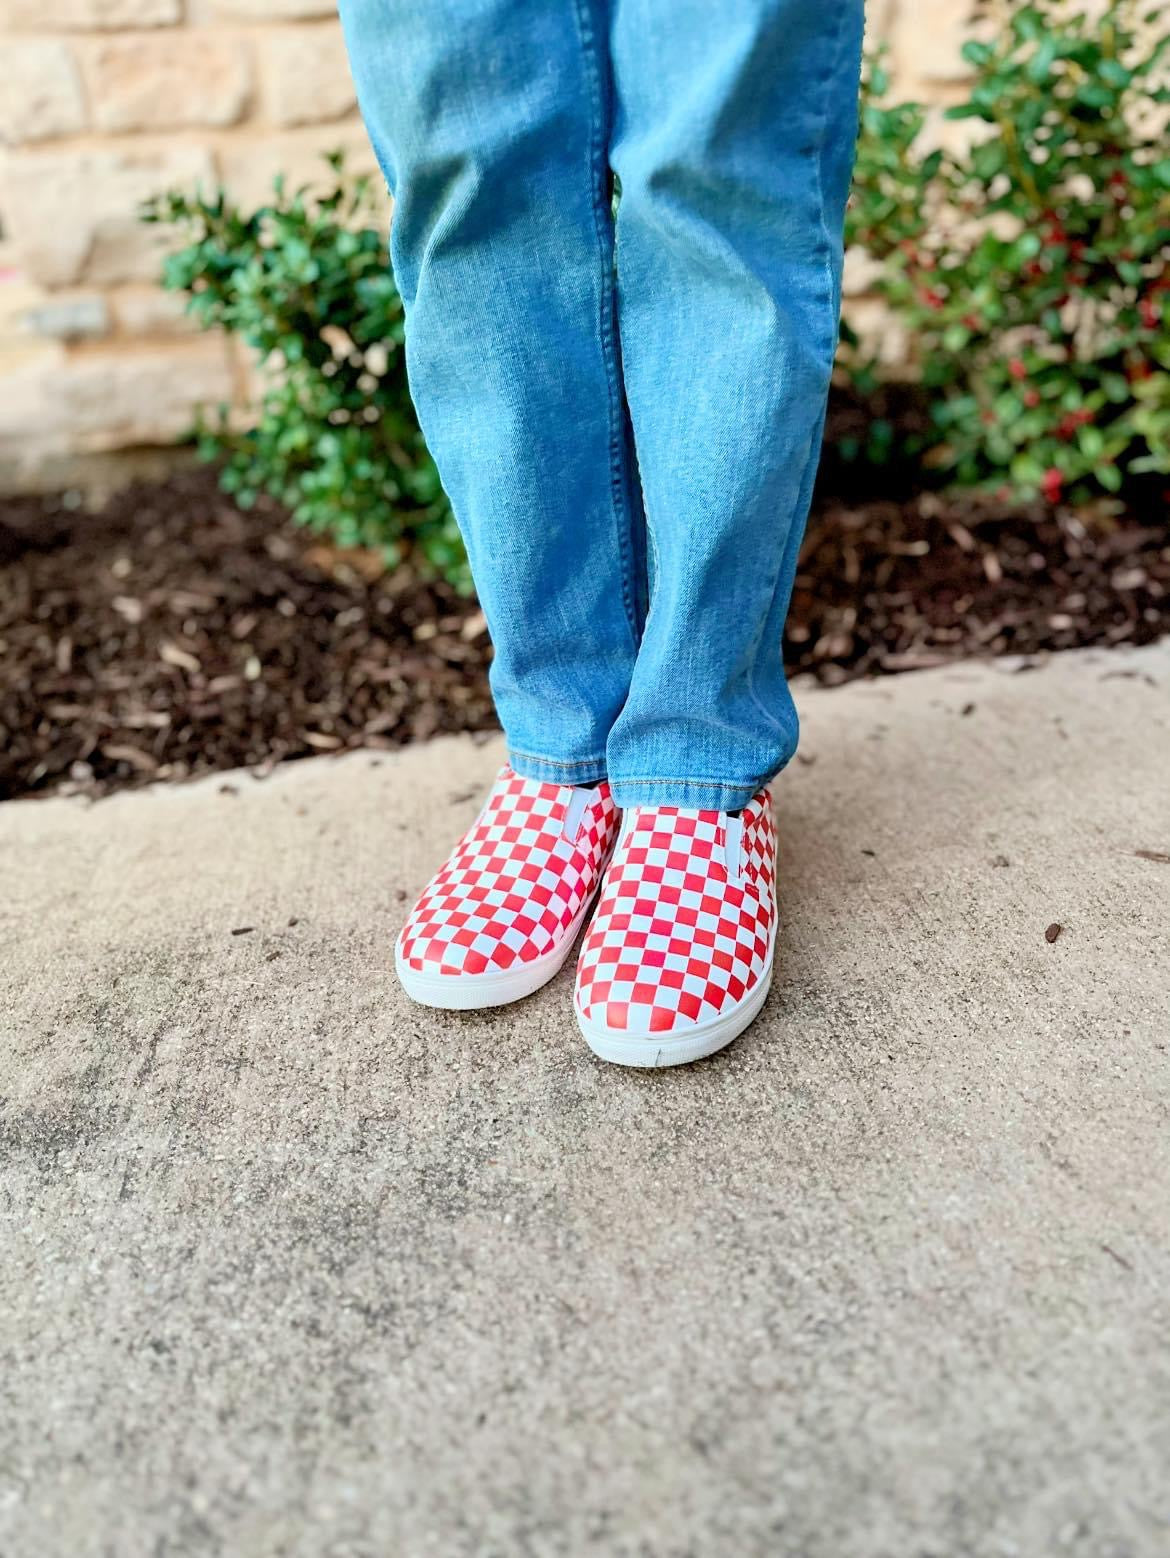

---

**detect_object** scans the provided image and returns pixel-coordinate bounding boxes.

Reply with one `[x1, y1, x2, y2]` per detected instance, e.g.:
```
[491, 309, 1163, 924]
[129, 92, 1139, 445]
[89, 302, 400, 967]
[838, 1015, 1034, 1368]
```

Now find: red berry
[1009, 358, 1027, 381]
[1041, 468, 1063, 503]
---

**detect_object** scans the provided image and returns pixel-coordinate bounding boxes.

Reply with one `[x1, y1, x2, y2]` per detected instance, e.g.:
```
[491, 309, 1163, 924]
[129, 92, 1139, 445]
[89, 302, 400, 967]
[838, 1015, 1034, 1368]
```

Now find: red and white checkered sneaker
[395, 766, 620, 1010]
[573, 791, 777, 1067]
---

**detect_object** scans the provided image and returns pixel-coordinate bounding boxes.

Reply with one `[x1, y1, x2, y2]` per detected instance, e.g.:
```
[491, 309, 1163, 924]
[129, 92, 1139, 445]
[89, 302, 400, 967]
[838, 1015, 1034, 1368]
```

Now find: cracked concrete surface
[2, 644, 1169, 1557]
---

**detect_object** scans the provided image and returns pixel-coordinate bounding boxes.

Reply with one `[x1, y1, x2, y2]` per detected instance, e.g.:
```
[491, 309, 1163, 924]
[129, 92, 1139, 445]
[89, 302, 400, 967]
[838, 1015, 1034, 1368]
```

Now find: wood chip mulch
[0, 471, 495, 803]
[1, 467, 1167, 801]
[789, 490, 1169, 682]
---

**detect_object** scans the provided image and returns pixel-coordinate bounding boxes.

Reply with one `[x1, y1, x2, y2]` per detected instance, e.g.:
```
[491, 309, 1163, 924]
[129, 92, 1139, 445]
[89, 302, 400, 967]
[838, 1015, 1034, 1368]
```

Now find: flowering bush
[844, 0, 1170, 506]
[149, 1, 1170, 582]
[144, 158, 467, 589]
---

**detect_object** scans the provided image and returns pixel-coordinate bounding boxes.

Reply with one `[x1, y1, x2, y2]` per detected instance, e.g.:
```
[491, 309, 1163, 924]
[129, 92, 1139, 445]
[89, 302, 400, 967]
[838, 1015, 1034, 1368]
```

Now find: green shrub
[844, 0, 1170, 505]
[144, 156, 468, 590]
[151, 2, 1170, 559]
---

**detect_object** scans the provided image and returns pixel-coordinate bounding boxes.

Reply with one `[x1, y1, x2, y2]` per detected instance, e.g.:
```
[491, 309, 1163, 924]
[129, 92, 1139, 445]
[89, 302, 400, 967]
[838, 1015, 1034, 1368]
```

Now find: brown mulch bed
[789, 491, 1168, 682]
[0, 472, 495, 802]
[2, 466, 1167, 801]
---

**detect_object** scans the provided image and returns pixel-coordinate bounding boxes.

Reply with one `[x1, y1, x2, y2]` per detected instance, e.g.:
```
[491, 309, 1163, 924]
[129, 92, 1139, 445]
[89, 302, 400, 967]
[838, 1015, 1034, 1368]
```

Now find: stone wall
[0, 0, 975, 481]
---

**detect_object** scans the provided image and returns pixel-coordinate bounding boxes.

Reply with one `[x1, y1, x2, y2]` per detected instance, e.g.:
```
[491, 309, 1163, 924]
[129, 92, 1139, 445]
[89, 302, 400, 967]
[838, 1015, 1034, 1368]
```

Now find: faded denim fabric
[339, 0, 864, 811]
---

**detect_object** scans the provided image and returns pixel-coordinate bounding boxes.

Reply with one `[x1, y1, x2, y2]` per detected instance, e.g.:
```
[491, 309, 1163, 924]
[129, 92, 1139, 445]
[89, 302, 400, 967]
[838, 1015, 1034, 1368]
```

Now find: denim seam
[568, 0, 641, 653]
[744, 2, 853, 736]
[510, 748, 609, 769]
[608, 775, 771, 792]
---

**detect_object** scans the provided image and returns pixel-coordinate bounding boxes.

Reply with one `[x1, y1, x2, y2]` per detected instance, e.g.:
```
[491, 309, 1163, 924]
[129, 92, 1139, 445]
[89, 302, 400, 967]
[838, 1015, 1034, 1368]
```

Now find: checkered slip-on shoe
[395, 766, 620, 1010]
[573, 791, 777, 1067]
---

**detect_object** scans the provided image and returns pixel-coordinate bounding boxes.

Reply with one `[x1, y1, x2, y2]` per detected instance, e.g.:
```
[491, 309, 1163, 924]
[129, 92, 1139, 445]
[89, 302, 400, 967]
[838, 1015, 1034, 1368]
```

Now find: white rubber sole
[575, 926, 777, 1069]
[394, 889, 597, 1011]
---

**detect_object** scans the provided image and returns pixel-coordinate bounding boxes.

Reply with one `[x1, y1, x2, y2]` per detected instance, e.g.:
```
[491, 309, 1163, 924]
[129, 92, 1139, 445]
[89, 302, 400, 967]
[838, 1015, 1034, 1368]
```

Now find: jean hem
[608, 773, 777, 812]
[508, 748, 610, 787]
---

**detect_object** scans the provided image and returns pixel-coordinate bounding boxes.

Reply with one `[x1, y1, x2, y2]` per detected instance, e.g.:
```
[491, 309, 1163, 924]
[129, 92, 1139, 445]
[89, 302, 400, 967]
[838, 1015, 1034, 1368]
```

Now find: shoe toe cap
[576, 969, 765, 1037]
[574, 985, 698, 1037]
[399, 912, 552, 978]
[398, 923, 493, 977]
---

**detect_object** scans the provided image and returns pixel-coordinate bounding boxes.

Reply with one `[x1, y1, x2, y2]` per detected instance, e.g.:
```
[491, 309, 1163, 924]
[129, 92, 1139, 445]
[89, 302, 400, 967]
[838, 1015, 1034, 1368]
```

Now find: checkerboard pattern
[398, 768, 619, 977]
[574, 792, 776, 1035]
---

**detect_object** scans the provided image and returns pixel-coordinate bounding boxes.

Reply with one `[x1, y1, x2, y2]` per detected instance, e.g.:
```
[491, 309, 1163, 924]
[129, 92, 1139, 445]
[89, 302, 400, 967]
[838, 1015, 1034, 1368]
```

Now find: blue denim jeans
[339, 0, 863, 810]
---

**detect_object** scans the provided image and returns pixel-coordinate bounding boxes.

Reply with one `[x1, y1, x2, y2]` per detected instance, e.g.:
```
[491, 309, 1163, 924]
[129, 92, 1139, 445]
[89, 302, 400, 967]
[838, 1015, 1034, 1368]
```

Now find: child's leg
[605, 0, 865, 811]
[338, 0, 646, 784]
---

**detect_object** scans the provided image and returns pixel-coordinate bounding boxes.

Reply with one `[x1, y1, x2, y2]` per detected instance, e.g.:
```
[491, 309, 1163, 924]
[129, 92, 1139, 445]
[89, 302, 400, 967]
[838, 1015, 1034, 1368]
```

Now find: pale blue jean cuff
[508, 748, 609, 788]
[607, 773, 774, 812]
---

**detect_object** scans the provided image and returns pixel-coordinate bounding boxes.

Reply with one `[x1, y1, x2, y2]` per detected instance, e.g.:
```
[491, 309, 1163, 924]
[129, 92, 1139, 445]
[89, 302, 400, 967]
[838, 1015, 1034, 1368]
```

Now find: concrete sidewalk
[2, 644, 1169, 1557]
